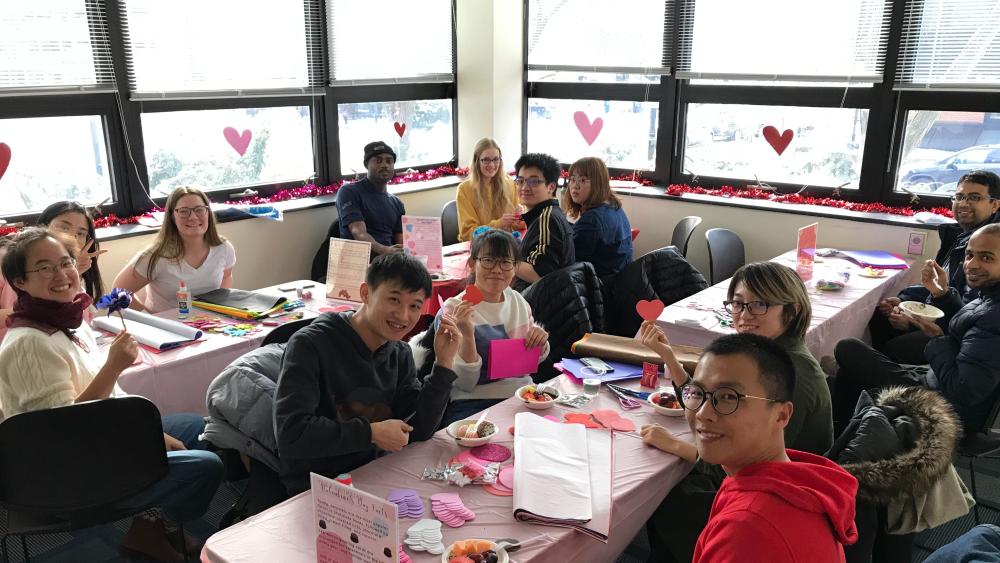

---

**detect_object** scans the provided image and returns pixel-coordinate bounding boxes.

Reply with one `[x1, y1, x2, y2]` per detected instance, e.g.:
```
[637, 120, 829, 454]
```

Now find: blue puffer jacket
[925, 283, 1000, 434]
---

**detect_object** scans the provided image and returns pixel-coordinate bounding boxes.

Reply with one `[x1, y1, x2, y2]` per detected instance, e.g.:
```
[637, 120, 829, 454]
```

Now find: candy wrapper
[421, 462, 499, 487]
[556, 393, 593, 408]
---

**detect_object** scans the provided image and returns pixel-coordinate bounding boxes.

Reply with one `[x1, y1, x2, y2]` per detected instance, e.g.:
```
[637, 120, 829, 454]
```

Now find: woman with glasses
[410, 229, 549, 426]
[562, 157, 633, 278]
[455, 138, 522, 242]
[638, 261, 833, 563]
[112, 186, 236, 313]
[0, 227, 223, 562]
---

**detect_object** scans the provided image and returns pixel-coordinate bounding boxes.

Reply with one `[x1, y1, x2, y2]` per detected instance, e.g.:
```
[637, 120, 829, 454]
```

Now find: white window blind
[0, 0, 114, 94]
[121, 0, 324, 100]
[896, 0, 1000, 90]
[328, 0, 454, 85]
[677, 0, 891, 83]
[527, 0, 671, 76]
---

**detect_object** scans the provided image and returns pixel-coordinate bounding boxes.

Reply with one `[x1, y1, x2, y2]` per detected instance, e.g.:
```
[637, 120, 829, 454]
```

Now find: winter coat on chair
[520, 262, 606, 382]
[606, 246, 708, 337]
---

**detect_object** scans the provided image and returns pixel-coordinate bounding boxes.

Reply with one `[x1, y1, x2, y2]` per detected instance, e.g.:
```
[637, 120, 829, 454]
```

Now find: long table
[654, 251, 918, 360]
[201, 375, 694, 563]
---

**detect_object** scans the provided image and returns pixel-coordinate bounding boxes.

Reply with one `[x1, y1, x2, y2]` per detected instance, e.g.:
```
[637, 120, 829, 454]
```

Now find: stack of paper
[838, 250, 908, 269]
[93, 309, 203, 351]
[512, 412, 612, 542]
[192, 288, 287, 320]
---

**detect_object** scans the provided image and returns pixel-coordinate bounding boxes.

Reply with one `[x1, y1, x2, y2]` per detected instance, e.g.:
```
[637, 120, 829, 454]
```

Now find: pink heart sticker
[222, 127, 252, 156]
[762, 126, 794, 156]
[0, 143, 10, 182]
[394, 122, 406, 138]
[636, 299, 665, 321]
[573, 111, 604, 146]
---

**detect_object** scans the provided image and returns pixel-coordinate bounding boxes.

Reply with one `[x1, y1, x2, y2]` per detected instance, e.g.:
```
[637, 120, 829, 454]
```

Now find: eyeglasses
[479, 157, 501, 165]
[679, 382, 779, 415]
[722, 300, 774, 316]
[569, 176, 591, 184]
[476, 256, 516, 271]
[26, 257, 78, 279]
[174, 205, 211, 218]
[514, 177, 547, 189]
[952, 194, 994, 203]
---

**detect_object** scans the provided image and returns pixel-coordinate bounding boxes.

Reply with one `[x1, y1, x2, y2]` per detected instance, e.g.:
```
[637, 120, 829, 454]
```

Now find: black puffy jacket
[521, 262, 605, 381]
[605, 247, 708, 337]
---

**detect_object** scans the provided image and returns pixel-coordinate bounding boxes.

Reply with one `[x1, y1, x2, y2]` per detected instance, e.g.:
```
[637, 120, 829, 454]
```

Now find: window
[328, 0, 454, 84]
[528, 99, 659, 170]
[337, 100, 454, 175]
[141, 106, 315, 196]
[0, 116, 113, 215]
[896, 111, 1000, 195]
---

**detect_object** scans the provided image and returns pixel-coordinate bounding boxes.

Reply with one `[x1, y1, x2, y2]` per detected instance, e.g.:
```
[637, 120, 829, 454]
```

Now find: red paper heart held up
[462, 285, 484, 305]
[636, 299, 665, 321]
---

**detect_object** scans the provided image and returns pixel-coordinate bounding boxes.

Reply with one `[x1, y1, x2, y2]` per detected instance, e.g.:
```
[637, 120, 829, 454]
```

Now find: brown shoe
[119, 516, 185, 563]
[166, 523, 202, 557]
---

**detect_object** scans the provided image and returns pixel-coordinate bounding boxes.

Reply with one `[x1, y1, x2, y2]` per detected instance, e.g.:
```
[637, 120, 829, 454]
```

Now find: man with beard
[336, 141, 406, 256]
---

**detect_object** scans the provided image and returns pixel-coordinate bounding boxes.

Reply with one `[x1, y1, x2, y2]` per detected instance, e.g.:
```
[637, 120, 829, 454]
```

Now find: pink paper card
[310, 473, 399, 563]
[488, 338, 541, 380]
[796, 223, 818, 282]
[402, 215, 443, 273]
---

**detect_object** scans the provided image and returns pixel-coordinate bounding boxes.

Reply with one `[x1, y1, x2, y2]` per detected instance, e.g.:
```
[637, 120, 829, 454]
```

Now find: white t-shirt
[131, 241, 237, 314]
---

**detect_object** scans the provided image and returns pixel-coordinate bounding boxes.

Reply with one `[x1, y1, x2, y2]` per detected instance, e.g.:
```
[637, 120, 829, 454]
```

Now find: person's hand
[498, 213, 518, 229]
[641, 424, 683, 453]
[384, 244, 404, 255]
[106, 331, 138, 373]
[434, 313, 462, 369]
[524, 325, 548, 349]
[878, 297, 901, 316]
[370, 419, 412, 452]
[638, 320, 673, 361]
[906, 313, 944, 338]
[76, 239, 107, 276]
[921, 260, 949, 299]
[163, 433, 186, 451]
[450, 300, 475, 339]
[888, 308, 912, 331]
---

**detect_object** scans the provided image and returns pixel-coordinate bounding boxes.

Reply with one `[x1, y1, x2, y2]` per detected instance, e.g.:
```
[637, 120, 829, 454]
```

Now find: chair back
[441, 200, 459, 246]
[705, 228, 746, 284]
[0, 397, 167, 517]
[262, 318, 314, 347]
[607, 246, 709, 336]
[311, 218, 341, 282]
[670, 216, 702, 257]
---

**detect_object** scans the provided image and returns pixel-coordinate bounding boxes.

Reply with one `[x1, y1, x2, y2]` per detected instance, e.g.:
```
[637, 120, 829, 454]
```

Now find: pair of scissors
[605, 384, 644, 410]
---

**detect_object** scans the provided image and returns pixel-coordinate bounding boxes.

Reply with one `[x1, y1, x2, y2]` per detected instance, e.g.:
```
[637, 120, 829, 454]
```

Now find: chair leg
[970, 455, 982, 525]
[19, 535, 28, 563]
[178, 520, 190, 563]
[1, 534, 9, 563]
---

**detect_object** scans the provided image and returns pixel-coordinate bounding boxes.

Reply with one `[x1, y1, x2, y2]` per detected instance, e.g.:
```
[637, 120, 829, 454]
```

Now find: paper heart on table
[636, 299, 665, 321]
[564, 410, 636, 432]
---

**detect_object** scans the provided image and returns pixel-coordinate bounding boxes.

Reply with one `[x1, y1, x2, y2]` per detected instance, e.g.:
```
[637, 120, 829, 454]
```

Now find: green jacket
[776, 335, 834, 455]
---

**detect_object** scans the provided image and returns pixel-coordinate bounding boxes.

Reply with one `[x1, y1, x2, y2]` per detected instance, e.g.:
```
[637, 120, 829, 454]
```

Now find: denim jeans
[115, 413, 223, 521]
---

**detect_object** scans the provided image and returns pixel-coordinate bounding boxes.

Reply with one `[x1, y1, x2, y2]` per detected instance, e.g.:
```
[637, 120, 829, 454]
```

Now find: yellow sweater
[455, 178, 520, 241]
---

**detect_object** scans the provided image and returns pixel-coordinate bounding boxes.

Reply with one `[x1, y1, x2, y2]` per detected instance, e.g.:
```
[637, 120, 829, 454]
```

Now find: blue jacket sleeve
[572, 212, 600, 264]
[926, 312, 1000, 431]
[335, 185, 365, 228]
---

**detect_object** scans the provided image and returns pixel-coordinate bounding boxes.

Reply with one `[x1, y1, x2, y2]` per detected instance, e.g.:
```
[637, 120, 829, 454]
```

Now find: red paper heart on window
[0, 143, 11, 182]
[394, 122, 406, 138]
[462, 285, 484, 305]
[762, 126, 794, 156]
[635, 299, 665, 321]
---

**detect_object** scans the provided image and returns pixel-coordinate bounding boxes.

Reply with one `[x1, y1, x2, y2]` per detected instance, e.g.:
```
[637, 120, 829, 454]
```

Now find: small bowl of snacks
[515, 384, 560, 410]
[648, 390, 685, 416]
[442, 539, 508, 563]
[899, 301, 945, 320]
[446, 419, 497, 447]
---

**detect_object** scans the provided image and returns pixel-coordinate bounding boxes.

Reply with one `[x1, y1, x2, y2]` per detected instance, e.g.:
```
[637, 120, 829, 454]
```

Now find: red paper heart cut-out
[0, 143, 11, 182]
[573, 111, 604, 146]
[394, 122, 406, 138]
[636, 299, 665, 321]
[462, 285, 484, 305]
[564, 413, 601, 428]
[609, 418, 636, 432]
[591, 409, 622, 427]
[222, 127, 252, 156]
[762, 126, 794, 156]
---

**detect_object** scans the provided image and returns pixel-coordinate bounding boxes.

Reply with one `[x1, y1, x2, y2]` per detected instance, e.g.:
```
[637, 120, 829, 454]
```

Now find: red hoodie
[692, 449, 859, 563]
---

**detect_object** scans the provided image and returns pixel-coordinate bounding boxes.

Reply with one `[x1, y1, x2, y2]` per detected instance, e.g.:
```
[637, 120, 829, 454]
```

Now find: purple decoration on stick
[96, 287, 133, 331]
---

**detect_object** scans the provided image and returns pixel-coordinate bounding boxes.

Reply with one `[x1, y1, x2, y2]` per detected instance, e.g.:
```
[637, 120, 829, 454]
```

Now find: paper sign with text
[311, 473, 399, 563]
[402, 215, 443, 273]
[325, 239, 371, 303]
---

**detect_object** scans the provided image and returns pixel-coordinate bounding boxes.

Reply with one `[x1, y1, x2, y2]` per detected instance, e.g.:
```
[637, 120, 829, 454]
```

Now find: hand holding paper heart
[462, 285, 484, 305]
[636, 299, 665, 321]
[638, 320, 674, 362]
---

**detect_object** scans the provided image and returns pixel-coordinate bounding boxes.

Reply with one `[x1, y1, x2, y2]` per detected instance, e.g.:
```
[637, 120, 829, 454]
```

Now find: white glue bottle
[177, 280, 191, 319]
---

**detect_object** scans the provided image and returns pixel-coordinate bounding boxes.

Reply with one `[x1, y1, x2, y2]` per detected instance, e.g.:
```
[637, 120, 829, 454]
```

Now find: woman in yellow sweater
[456, 138, 523, 241]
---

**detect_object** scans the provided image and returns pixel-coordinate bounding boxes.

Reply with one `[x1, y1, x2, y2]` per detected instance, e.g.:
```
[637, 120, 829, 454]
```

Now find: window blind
[676, 0, 891, 84]
[0, 0, 114, 94]
[895, 0, 1000, 90]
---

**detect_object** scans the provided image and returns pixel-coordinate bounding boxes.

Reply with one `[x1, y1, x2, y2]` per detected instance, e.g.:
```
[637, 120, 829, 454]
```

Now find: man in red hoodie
[686, 333, 859, 562]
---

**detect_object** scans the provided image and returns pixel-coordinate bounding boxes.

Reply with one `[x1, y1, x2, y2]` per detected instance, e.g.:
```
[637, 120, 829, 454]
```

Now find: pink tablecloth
[201, 375, 694, 563]
[655, 252, 919, 360]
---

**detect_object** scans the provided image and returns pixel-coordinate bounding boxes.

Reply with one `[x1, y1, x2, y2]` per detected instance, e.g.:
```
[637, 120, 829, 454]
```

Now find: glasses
[514, 177, 547, 189]
[952, 194, 993, 203]
[26, 257, 78, 279]
[174, 205, 211, 218]
[479, 157, 501, 165]
[723, 300, 774, 316]
[476, 256, 516, 271]
[679, 383, 778, 415]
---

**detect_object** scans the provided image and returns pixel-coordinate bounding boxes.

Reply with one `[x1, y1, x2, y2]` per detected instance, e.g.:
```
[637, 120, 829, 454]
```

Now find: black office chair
[441, 200, 459, 246]
[310, 218, 340, 282]
[0, 397, 181, 563]
[670, 216, 702, 258]
[705, 228, 746, 284]
[261, 317, 313, 347]
[957, 399, 1000, 524]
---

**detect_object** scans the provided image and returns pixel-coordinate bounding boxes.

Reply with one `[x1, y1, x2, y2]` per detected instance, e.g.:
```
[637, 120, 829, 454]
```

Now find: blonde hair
[469, 138, 516, 221]
[143, 186, 225, 279]
[727, 262, 812, 340]
[562, 157, 622, 219]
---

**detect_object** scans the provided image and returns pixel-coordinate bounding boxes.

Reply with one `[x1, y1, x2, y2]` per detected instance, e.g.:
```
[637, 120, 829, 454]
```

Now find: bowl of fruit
[648, 390, 684, 416]
[442, 539, 508, 563]
[514, 384, 560, 410]
[446, 419, 498, 447]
